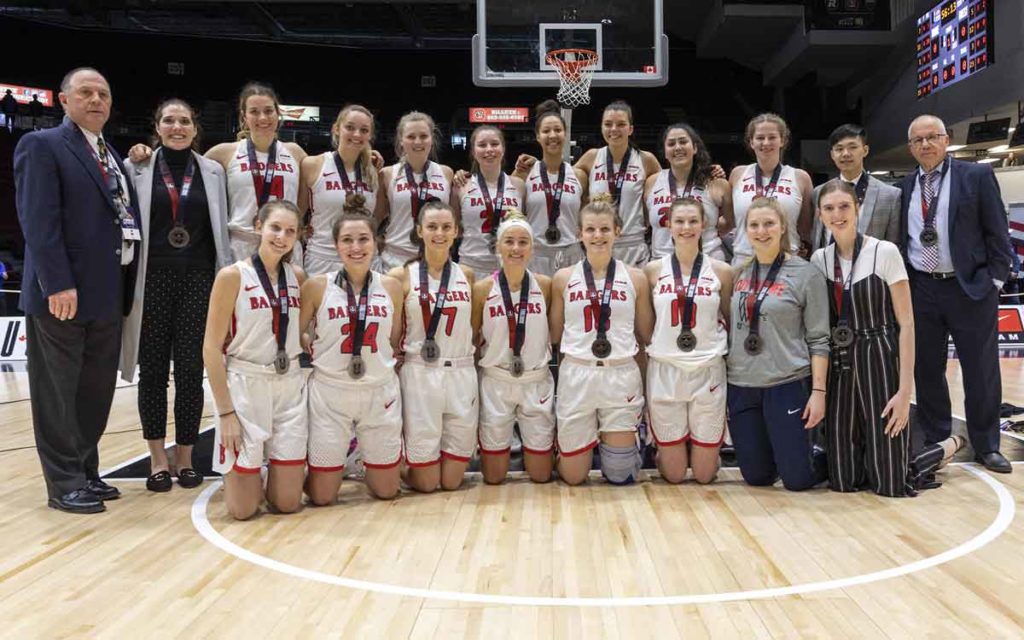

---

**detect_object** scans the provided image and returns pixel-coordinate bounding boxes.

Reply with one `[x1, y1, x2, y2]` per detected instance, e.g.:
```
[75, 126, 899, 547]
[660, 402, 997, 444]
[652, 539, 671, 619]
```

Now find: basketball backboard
[473, 0, 668, 87]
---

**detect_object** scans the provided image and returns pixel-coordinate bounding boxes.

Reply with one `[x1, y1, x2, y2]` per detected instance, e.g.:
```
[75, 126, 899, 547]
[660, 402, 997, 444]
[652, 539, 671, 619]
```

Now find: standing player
[130, 83, 307, 263]
[299, 104, 379, 275]
[376, 112, 455, 271]
[729, 113, 814, 264]
[644, 123, 734, 261]
[455, 125, 525, 273]
[644, 197, 732, 483]
[388, 200, 476, 492]
[549, 194, 654, 485]
[574, 101, 663, 267]
[727, 197, 829, 491]
[471, 210, 554, 484]
[512, 100, 587, 276]
[300, 202, 403, 502]
[203, 201, 307, 520]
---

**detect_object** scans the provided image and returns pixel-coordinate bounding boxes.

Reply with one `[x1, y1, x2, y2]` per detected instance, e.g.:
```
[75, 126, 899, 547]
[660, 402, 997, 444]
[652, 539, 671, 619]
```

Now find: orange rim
[545, 48, 599, 74]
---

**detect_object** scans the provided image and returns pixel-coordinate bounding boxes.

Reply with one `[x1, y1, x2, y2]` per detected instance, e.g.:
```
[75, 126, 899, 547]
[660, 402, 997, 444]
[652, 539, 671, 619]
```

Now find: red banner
[469, 107, 530, 124]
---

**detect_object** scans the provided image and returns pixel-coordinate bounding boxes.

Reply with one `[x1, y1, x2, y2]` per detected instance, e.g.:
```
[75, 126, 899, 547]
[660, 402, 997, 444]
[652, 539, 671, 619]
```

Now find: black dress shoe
[975, 451, 1013, 474]
[48, 489, 106, 514]
[177, 468, 204, 489]
[146, 470, 173, 493]
[85, 479, 121, 500]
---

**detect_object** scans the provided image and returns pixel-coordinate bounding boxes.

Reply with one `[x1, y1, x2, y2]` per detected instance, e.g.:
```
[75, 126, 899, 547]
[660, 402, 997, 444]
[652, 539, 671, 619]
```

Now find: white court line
[190, 465, 1016, 607]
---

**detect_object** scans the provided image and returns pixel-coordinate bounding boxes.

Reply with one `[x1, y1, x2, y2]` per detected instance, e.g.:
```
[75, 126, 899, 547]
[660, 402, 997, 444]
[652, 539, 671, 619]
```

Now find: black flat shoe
[85, 478, 121, 501]
[48, 488, 105, 514]
[147, 470, 173, 492]
[975, 451, 1013, 474]
[177, 468, 204, 489]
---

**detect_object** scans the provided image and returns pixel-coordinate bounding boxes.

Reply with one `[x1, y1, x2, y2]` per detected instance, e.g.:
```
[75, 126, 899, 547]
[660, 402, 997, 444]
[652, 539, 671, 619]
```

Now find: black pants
[910, 271, 1001, 454]
[27, 312, 121, 499]
[137, 266, 213, 445]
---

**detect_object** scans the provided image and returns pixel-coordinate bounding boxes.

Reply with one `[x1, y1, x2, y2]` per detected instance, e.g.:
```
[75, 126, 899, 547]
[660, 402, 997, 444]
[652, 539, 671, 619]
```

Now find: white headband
[496, 217, 533, 240]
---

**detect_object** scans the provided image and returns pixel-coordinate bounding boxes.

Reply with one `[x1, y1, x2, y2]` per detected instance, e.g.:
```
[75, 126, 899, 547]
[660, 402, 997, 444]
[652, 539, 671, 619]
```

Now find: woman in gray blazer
[120, 98, 231, 491]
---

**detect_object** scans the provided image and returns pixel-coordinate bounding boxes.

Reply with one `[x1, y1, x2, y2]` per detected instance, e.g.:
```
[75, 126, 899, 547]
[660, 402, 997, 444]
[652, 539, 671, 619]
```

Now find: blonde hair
[743, 196, 790, 270]
[394, 111, 439, 163]
[331, 104, 378, 191]
[496, 208, 533, 240]
[579, 193, 623, 230]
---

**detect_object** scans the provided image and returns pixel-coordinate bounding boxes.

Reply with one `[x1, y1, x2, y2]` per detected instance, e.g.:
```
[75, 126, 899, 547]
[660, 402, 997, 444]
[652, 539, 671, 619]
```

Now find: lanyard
[538, 161, 566, 229]
[477, 171, 506, 239]
[246, 139, 278, 207]
[832, 234, 863, 326]
[745, 253, 785, 336]
[583, 258, 617, 340]
[498, 270, 531, 356]
[918, 157, 950, 227]
[754, 163, 783, 199]
[334, 152, 364, 196]
[336, 269, 371, 356]
[404, 161, 433, 223]
[604, 147, 633, 203]
[157, 149, 196, 226]
[671, 252, 703, 331]
[87, 140, 131, 216]
[418, 260, 452, 341]
[251, 253, 289, 356]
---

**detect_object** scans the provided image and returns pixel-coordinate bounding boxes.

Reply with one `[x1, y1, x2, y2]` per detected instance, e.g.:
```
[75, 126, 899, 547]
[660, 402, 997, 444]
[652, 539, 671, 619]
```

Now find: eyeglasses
[908, 133, 948, 148]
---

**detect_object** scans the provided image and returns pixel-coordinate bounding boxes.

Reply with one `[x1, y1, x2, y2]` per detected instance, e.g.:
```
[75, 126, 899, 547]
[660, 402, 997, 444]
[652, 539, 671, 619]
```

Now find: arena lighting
[976, 157, 999, 163]
[947, 144, 966, 151]
[989, 144, 1010, 153]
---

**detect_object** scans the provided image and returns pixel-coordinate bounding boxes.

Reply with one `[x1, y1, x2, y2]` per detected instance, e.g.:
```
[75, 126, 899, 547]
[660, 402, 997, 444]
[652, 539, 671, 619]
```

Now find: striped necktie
[920, 170, 940, 272]
[96, 137, 129, 211]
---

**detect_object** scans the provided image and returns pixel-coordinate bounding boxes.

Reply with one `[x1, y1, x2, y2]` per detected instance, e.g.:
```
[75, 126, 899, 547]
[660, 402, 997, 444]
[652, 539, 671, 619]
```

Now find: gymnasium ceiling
[0, 1, 917, 90]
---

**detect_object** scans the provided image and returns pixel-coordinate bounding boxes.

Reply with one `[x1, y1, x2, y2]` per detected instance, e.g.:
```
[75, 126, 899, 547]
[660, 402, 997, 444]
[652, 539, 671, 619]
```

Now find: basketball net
[546, 48, 598, 109]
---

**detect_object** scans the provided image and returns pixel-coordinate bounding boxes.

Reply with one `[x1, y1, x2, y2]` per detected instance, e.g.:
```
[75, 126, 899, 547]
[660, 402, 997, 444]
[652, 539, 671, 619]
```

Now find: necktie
[96, 137, 129, 211]
[920, 171, 940, 272]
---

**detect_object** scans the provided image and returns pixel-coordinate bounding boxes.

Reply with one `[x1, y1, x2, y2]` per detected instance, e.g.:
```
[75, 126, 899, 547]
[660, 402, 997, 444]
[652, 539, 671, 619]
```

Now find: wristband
[218, 410, 236, 417]
[812, 388, 826, 394]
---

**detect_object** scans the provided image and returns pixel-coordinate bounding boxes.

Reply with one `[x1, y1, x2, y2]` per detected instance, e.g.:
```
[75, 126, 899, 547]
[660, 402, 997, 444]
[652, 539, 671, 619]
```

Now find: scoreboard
[916, 0, 994, 99]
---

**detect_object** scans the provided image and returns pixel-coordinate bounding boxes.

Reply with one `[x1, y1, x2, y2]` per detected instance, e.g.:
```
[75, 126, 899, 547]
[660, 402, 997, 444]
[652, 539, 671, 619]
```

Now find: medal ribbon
[247, 139, 278, 207]
[336, 269, 371, 357]
[831, 234, 863, 328]
[334, 152, 364, 196]
[252, 253, 289, 358]
[604, 147, 633, 203]
[157, 149, 196, 228]
[477, 171, 506, 241]
[539, 161, 566, 232]
[583, 258, 617, 344]
[404, 161, 432, 224]
[667, 169, 695, 199]
[745, 253, 785, 337]
[498, 270, 531, 357]
[754, 163, 783, 199]
[418, 260, 452, 343]
[671, 252, 703, 332]
[918, 156, 950, 230]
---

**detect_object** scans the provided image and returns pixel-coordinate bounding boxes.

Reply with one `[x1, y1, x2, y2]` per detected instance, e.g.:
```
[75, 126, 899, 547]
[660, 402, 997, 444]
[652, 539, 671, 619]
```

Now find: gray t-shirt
[727, 255, 830, 387]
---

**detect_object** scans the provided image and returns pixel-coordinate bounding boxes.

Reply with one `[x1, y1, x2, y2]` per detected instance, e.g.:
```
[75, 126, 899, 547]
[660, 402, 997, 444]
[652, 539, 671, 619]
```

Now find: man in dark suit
[811, 124, 902, 251]
[900, 114, 1012, 473]
[14, 67, 140, 513]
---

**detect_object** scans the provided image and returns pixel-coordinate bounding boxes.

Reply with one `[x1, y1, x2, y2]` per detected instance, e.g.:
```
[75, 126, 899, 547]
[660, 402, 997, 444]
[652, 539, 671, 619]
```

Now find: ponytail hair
[406, 198, 460, 266]
[236, 81, 280, 141]
[669, 196, 705, 252]
[255, 199, 302, 263]
[332, 104, 378, 192]
[331, 192, 377, 242]
[579, 193, 623, 231]
[534, 99, 565, 135]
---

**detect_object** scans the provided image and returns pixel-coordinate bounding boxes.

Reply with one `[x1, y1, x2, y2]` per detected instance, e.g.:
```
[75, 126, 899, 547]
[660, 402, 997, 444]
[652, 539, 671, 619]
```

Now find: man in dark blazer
[14, 67, 140, 512]
[811, 124, 902, 251]
[900, 114, 1012, 473]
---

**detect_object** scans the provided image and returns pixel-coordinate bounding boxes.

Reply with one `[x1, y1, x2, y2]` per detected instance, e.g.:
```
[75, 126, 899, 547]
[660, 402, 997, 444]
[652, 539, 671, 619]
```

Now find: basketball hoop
[546, 48, 599, 108]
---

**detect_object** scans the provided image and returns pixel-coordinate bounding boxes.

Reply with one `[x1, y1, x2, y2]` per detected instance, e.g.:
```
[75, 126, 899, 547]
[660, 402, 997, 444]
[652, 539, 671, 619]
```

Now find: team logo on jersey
[249, 295, 301, 310]
[488, 302, 543, 318]
[568, 289, 629, 303]
[657, 284, 713, 296]
[239, 161, 295, 174]
[395, 180, 445, 193]
[412, 287, 471, 303]
[327, 305, 389, 320]
[468, 196, 519, 208]
[531, 182, 577, 194]
[325, 180, 369, 192]
[741, 183, 793, 196]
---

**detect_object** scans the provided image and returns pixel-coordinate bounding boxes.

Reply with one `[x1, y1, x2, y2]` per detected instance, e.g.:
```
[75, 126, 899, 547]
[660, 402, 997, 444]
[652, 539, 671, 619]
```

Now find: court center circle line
[190, 465, 1015, 607]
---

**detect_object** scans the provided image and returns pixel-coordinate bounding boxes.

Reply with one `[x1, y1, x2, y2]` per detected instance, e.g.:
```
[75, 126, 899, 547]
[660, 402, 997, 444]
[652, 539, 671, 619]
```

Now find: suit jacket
[14, 118, 140, 321]
[811, 175, 901, 252]
[899, 157, 1011, 301]
[118, 150, 232, 381]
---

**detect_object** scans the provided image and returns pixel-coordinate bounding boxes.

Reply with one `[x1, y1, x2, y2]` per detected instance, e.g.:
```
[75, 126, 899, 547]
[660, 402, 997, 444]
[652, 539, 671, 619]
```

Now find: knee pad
[599, 442, 641, 485]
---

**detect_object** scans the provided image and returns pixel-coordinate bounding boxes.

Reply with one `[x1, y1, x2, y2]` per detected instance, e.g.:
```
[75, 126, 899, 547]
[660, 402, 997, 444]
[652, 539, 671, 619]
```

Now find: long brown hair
[236, 82, 280, 141]
[150, 98, 201, 151]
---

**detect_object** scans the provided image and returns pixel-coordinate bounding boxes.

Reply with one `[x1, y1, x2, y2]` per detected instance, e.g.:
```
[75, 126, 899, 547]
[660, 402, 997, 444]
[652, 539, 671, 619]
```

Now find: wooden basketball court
[1, 360, 1023, 639]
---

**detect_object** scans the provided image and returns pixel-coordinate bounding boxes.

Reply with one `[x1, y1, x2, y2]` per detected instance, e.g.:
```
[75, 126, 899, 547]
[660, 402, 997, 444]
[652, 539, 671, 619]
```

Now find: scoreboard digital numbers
[916, 0, 994, 99]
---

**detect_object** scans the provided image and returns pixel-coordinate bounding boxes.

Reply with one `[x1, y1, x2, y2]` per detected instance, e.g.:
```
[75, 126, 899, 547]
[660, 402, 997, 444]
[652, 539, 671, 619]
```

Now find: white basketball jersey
[524, 161, 583, 248]
[385, 162, 451, 259]
[225, 260, 302, 365]
[647, 256, 727, 366]
[308, 270, 394, 384]
[479, 271, 551, 372]
[459, 172, 521, 264]
[226, 140, 300, 234]
[731, 163, 802, 258]
[645, 169, 721, 259]
[402, 261, 473, 358]
[588, 147, 647, 242]
[560, 259, 638, 360]
[307, 152, 379, 263]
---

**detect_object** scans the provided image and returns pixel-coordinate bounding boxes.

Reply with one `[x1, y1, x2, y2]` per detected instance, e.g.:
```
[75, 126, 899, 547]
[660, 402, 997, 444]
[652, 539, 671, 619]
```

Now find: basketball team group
[15, 68, 1013, 517]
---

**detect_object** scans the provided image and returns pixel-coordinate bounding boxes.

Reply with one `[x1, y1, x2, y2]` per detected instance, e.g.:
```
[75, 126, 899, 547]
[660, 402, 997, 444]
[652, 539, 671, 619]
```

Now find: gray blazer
[118, 150, 232, 381]
[811, 175, 901, 252]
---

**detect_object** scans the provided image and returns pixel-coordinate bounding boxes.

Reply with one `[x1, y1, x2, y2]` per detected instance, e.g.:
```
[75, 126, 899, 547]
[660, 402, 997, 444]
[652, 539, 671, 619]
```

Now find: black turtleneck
[149, 146, 215, 269]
